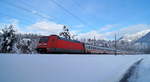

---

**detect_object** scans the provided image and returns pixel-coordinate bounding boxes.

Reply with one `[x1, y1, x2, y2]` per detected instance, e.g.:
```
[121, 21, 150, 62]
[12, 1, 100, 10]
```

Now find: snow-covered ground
[128, 55, 150, 82]
[0, 54, 147, 82]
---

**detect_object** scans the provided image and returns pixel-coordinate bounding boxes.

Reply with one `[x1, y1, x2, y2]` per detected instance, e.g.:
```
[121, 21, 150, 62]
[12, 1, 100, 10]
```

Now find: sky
[0, 0, 150, 40]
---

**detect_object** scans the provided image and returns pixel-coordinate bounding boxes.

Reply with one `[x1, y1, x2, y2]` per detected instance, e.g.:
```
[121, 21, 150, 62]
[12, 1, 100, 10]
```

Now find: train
[36, 35, 125, 54]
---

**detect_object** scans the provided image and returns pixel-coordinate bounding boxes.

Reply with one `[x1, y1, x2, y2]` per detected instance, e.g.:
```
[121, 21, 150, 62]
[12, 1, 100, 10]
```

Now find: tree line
[0, 25, 149, 54]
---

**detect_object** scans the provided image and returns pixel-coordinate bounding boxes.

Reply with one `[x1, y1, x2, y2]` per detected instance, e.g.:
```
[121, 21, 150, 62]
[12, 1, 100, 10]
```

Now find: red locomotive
[36, 35, 85, 54]
[36, 35, 125, 54]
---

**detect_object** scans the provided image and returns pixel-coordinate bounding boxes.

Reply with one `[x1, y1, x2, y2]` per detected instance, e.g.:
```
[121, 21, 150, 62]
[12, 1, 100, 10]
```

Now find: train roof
[40, 35, 82, 43]
[85, 43, 124, 51]
[59, 37, 81, 43]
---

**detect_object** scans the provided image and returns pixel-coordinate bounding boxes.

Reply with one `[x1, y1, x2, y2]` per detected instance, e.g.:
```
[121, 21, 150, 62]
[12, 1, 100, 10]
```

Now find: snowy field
[0, 54, 149, 82]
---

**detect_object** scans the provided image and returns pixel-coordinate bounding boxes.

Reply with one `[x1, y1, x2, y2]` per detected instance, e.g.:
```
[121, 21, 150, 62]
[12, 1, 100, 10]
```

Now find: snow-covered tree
[14, 33, 40, 54]
[0, 25, 16, 53]
[59, 25, 71, 39]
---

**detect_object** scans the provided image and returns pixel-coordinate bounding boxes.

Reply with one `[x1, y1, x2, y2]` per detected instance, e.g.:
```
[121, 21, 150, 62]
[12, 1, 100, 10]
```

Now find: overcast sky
[0, 0, 150, 40]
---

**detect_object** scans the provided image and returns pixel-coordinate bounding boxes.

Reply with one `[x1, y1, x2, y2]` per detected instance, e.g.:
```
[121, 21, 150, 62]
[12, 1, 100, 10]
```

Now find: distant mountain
[135, 32, 150, 43]
[119, 30, 150, 42]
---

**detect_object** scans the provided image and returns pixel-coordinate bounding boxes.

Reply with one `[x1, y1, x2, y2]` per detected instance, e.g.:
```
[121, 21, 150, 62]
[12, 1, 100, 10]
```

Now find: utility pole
[115, 33, 117, 55]
[94, 36, 96, 45]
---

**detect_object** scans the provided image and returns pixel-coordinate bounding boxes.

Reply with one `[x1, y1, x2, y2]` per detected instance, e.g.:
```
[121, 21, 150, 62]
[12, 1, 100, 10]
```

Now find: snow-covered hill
[119, 29, 150, 42]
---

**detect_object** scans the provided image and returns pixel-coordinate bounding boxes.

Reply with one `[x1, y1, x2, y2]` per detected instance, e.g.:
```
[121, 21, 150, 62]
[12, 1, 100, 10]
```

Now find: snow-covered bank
[128, 56, 150, 82]
[119, 58, 143, 82]
[0, 54, 143, 82]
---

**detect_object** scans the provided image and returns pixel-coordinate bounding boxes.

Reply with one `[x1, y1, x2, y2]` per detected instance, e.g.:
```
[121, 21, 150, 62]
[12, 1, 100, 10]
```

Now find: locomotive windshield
[39, 37, 49, 43]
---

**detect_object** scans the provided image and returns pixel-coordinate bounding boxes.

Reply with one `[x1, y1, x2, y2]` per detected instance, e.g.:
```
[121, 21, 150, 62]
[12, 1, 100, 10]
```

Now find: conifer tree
[0, 25, 16, 53]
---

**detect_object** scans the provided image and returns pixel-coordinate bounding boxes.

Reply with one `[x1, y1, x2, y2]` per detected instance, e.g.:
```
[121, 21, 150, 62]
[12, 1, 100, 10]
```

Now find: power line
[19, 0, 58, 21]
[70, 0, 84, 10]
[49, 0, 89, 25]
[22, 0, 88, 26]
[1, 0, 54, 21]
[0, 12, 35, 25]
[1, 0, 90, 27]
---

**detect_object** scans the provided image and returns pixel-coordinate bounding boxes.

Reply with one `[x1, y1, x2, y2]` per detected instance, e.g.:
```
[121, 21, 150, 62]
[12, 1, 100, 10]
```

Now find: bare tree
[59, 25, 71, 39]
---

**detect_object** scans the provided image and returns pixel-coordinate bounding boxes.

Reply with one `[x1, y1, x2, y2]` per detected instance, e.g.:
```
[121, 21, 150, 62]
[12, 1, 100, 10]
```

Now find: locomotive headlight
[39, 43, 47, 46]
[43, 43, 48, 45]
[38, 43, 42, 46]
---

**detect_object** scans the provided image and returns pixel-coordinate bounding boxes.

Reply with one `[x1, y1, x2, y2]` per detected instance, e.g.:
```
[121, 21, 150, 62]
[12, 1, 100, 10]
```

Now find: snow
[0, 54, 144, 82]
[129, 55, 150, 82]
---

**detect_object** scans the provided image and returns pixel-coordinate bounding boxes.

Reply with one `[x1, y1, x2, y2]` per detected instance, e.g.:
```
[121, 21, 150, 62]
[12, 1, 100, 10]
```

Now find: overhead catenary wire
[49, 0, 89, 26]
[1, 0, 74, 26]
[1, 0, 90, 28]
[70, 0, 84, 10]
[20, 0, 90, 28]
[19, 0, 58, 21]
[0, 12, 34, 25]
[0, 0, 55, 21]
